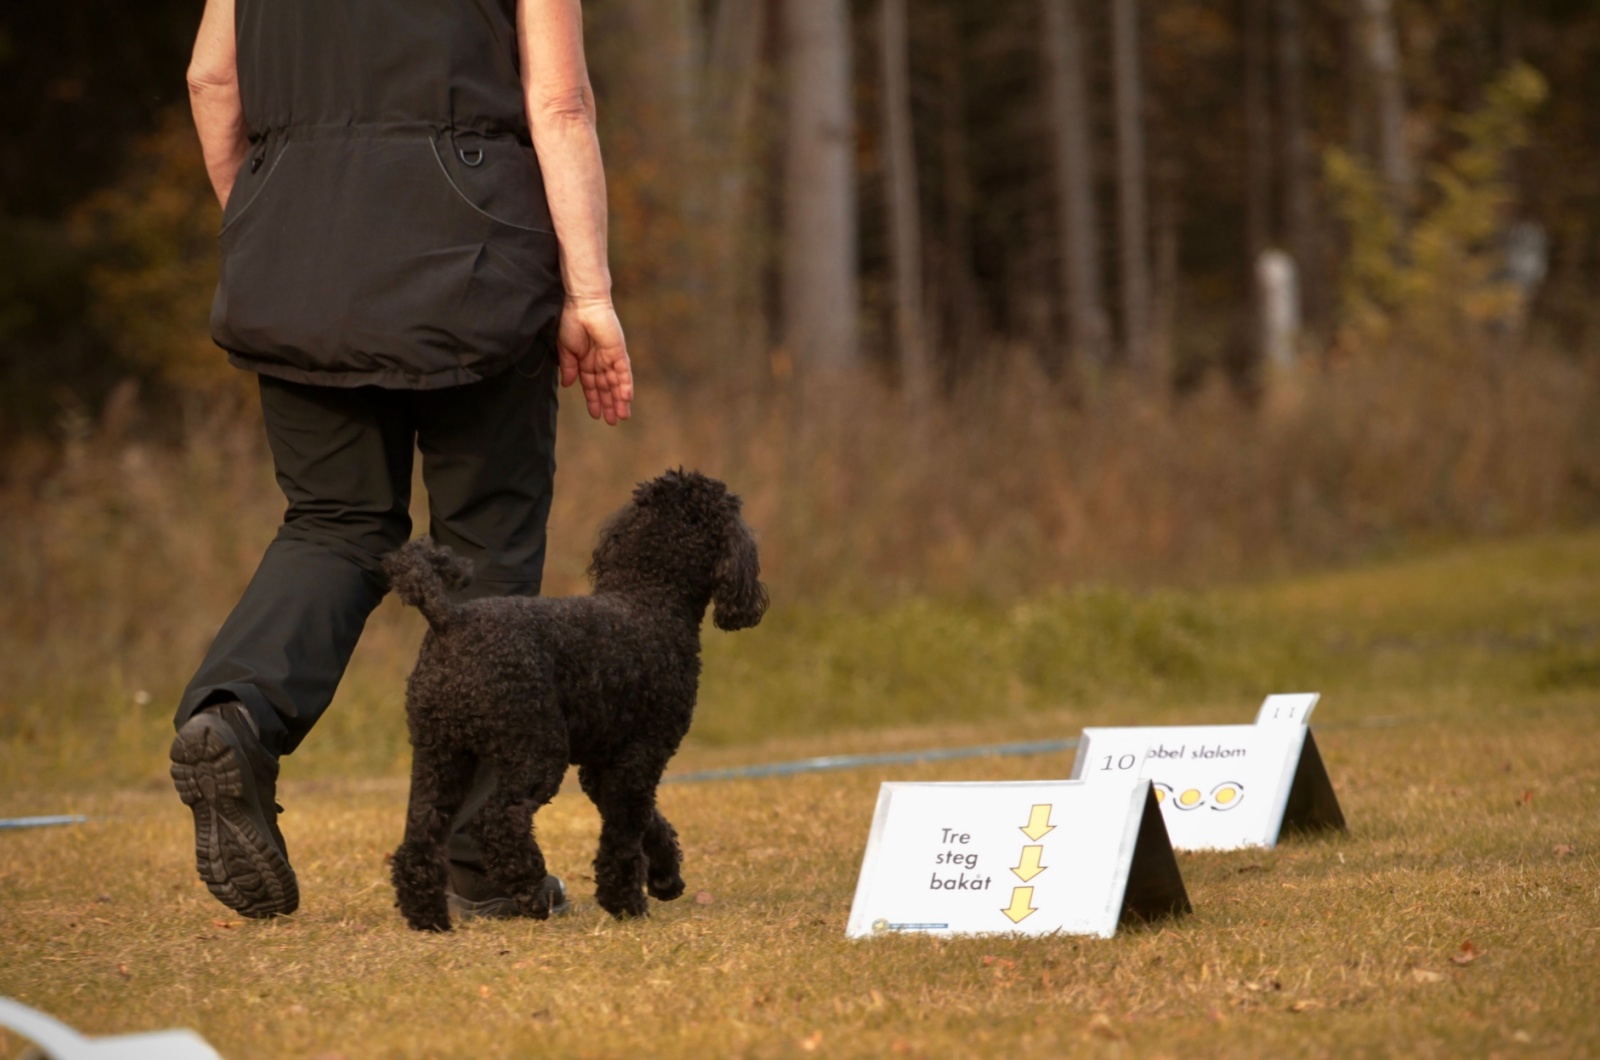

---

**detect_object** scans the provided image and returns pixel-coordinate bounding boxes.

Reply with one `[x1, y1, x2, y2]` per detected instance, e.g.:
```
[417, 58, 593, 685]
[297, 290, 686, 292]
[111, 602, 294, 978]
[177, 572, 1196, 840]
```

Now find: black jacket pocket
[212, 131, 562, 389]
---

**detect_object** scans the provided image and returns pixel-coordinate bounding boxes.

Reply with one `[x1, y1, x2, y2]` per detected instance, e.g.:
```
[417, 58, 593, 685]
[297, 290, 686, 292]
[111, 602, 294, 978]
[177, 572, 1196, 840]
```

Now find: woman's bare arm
[189, 0, 247, 208]
[519, 0, 633, 425]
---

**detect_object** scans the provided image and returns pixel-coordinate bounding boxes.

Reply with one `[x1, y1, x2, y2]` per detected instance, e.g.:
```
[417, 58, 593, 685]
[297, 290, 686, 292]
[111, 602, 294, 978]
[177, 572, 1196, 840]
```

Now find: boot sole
[447, 875, 571, 922]
[170, 715, 298, 918]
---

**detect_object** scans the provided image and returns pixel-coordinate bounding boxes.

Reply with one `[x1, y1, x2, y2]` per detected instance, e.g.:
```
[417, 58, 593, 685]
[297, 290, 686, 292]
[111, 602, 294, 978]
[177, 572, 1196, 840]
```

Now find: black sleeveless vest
[211, 0, 563, 389]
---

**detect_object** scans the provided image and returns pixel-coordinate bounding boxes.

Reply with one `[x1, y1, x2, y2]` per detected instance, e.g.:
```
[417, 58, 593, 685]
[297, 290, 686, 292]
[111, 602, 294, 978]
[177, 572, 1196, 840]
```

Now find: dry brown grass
[2, 705, 1596, 1059]
[4, 349, 1598, 690]
[3, 399, 1599, 1055]
[3, 352, 1598, 786]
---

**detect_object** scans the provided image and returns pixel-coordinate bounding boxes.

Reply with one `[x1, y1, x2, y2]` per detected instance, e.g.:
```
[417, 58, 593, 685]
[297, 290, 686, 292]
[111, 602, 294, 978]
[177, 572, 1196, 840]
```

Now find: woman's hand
[520, 0, 631, 426]
[557, 296, 633, 424]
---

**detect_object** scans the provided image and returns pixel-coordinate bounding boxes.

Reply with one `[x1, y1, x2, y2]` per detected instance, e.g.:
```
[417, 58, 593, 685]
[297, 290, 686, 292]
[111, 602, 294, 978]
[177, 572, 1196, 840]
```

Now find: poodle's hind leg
[475, 739, 567, 920]
[641, 809, 686, 901]
[579, 762, 682, 901]
[579, 752, 670, 919]
[392, 741, 475, 932]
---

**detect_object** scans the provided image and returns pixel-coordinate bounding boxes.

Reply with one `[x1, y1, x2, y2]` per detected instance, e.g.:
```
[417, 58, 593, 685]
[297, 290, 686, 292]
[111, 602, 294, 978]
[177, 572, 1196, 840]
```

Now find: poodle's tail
[383, 537, 473, 633]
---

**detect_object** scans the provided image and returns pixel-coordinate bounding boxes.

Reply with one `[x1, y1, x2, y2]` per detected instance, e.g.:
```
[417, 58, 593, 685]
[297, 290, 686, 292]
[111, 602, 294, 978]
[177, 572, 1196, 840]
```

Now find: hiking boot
[446, 861, 570, 921]
[170, 701, 298, 918]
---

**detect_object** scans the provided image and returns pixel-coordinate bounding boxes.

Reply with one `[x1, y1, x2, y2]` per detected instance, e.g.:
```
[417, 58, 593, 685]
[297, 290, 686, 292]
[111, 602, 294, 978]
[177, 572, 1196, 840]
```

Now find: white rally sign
[846, 779, 1190, 939]
[1069, 693, 1345, 851]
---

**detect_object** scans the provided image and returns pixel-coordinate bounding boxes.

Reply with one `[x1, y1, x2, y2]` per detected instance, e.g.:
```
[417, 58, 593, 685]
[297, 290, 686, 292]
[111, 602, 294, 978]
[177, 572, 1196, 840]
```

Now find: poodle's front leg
[580, 756, 667, 919]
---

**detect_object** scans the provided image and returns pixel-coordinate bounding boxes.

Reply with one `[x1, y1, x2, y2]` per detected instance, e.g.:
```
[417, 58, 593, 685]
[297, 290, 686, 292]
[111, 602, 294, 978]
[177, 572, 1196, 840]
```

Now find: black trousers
[174, 349, 558, 858]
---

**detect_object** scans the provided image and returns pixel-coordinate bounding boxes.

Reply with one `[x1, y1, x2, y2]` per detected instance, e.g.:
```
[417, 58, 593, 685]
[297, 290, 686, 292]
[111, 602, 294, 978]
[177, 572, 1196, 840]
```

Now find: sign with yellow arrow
[1070, 693, 1345, 851]
[846, 780, 1190, 939]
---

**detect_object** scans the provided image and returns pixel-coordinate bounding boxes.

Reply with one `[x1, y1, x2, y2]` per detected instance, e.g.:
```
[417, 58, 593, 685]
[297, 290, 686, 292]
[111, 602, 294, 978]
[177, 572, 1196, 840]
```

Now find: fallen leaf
[1288, 999, 1324, 1013]
[798, 1031, 824, 1052]
[1450, 941, 1483, 966]
[868, 989, 885, 1008]
[1411, 968, 1445, 984]
[287, 1004, 308, 1016]
[1553, 844, 1576, 858]
[211, 919, 238, 930]
[1518, 789, 1534, 807]
[889, 1041, 912, 1055]
[479, 985, 492, 999]
[693, 890, 714, 905]
[528, 1009, 552, 1021]
[1510, 1030, 1533, 1044]
[115, 964, 131, 980]
[1085, 1013, 1121, 1041]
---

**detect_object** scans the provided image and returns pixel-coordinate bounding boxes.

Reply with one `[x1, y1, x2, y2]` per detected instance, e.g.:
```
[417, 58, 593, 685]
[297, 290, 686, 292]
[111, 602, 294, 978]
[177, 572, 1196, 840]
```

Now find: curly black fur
[384, 469, 768, 931]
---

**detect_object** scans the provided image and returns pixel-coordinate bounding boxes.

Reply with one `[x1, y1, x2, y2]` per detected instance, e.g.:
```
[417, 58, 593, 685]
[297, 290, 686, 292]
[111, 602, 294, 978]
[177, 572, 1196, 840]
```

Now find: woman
[170, 0, 631, 920]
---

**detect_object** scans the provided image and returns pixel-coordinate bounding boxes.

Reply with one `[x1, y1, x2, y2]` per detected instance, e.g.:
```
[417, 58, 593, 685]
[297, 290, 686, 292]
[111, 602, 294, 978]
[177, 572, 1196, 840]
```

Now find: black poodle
[384, 469, 768, 931]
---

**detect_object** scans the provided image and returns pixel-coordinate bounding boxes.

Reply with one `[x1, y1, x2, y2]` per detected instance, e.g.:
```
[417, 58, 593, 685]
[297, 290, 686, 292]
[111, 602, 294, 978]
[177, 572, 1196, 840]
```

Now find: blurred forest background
[3, 0, 1600, 783]
[2, 0, 1599, 613]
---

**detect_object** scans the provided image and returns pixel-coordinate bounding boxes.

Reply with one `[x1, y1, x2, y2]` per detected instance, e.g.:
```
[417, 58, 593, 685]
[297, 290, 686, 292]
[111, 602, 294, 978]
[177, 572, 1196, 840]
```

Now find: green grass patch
[2, 532, 1598, 1056]
[7, 530, 1600, 790]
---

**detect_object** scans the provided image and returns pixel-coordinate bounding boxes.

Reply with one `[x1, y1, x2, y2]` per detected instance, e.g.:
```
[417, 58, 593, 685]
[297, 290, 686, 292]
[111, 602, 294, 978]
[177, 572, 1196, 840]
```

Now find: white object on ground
[846, 778, 1189, 939]
[1071, 693, 1344, 851]
[0, 998, 221, 1060]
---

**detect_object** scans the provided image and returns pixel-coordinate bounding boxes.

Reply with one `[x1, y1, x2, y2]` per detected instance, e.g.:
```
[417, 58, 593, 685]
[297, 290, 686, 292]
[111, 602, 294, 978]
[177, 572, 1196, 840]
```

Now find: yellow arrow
[1020, 804, 1055, 841]
[1001, 886, 1037, 924]
[1012, 844, 1046, 882]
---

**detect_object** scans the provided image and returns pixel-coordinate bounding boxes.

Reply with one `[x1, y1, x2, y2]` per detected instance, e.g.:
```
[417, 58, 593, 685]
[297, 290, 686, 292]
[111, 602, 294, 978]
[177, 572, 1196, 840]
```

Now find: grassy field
[3, 532, 1599, 1058]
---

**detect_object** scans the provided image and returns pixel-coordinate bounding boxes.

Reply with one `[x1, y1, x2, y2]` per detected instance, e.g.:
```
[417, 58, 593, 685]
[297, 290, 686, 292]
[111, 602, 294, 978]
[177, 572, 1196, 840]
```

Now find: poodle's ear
[713, 515, 769, 631]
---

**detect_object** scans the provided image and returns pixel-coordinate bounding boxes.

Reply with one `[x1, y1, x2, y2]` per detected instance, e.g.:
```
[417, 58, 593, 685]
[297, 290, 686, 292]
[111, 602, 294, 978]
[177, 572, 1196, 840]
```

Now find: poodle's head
[588, 469, 769, 631]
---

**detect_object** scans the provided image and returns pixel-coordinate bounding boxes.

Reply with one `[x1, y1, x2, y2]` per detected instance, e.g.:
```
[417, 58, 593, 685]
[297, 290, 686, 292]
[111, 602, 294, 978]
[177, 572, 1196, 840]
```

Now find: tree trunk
[1358, 0, 1411, 217]
[880, 0, 932, 410]
[1110, 0, 1153, 381]
[708, 0, 766, 140]
[704, 0, 769, 386]
[585, 0, 701, 373]
[1038, 0, 1107, 375]
[1244, 0, 1272, 372]
[933, 5, 981, 371]
[1276, 0, 1319, 341]
[1343, 0, 1371, 159]
[782, 0, 860, 375]
[1151, 182, 1179, 392]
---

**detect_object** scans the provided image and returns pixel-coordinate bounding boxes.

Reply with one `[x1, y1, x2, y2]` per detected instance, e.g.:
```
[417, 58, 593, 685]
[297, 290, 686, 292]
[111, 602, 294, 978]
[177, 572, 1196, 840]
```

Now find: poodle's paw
[647, 872, 686, 902]
[513, 890, 553, 921]
[400, 901, 453, 933]
[597, 887, 650, 920]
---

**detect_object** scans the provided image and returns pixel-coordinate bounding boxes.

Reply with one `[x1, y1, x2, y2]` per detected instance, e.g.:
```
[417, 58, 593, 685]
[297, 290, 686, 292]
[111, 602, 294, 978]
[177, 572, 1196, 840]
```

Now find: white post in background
[1257, 248, 1301, 373]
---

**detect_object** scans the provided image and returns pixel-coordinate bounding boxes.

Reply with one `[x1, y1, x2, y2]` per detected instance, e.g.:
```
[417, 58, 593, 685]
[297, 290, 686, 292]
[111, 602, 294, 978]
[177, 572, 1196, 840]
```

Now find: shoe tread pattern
[170, 721, 298, 918]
